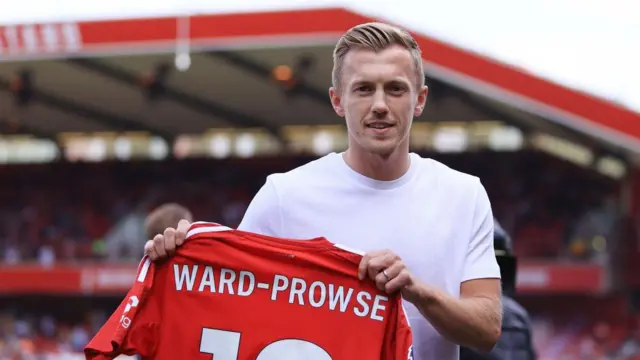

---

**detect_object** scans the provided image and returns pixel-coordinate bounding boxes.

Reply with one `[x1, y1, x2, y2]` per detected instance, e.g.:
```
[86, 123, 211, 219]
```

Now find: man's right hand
[144, 219, 191, 261]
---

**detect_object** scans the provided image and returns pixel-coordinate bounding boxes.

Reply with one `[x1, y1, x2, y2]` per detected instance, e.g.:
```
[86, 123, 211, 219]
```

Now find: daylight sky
[2, 0, 639, 113]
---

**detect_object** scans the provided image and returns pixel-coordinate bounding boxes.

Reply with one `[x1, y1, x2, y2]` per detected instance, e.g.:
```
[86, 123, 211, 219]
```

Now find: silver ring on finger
[382, 269, 390, 281]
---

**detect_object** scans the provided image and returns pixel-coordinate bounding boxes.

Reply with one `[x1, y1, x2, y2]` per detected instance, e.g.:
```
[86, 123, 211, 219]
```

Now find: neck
[343, 146, 411, 181]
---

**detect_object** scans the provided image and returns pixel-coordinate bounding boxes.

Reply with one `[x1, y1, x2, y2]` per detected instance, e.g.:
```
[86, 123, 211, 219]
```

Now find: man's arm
[461, 296, 539, 360]
[411, 278, 502, 353]
[415, 179, 502, 352]
[364, 179, 503, 352]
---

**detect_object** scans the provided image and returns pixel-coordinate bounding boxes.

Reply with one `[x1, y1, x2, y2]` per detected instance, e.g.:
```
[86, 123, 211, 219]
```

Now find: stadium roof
[1, 7, 639, 160]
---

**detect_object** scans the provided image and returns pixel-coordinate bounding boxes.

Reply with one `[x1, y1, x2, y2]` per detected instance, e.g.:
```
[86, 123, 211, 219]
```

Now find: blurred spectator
[144, 202, 193, 239]
[0, 150, 622, 263]
[0, 150, 634, 359]
[0, 301, 636, 359]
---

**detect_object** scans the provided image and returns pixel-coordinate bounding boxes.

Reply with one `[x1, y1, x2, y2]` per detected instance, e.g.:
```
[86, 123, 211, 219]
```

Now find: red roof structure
[1, 7, 638, 158]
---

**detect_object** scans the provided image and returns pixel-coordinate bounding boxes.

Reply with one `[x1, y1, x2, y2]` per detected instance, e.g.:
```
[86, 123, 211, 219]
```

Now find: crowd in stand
[0, 149, 632, 359]
[2, 308, 639, 359]
[0, 297, 136, 360]
[0, 150, 621, 264]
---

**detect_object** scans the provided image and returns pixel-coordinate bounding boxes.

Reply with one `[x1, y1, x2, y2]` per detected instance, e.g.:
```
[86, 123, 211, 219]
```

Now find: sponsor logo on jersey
[120, 295, 139, 328]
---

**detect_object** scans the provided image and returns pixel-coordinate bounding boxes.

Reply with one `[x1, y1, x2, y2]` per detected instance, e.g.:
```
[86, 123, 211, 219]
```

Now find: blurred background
[1, 1, 639, 359]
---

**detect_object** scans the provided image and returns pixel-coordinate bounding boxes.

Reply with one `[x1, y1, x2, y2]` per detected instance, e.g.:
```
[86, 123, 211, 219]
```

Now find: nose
[371, 90, 389, 118]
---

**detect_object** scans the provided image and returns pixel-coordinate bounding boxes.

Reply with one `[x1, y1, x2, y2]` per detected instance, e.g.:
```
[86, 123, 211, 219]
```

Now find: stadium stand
[0, 151, 637, 359]
[0, 150, 621, 263]
[1, 7, 639, 360]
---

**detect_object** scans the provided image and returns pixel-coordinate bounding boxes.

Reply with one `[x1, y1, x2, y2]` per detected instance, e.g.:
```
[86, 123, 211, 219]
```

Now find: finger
[163, 227, 177, 255]
[358, 250, 385, 280]
[153, 233, 167, 258]
[367, 252, 398, 280]
[374, 262, 404, 291]
[358, 254, 371, 280]
[175, 219, 191, 246]
[144, 240, 159, 260]
[385, 269, 412, 294]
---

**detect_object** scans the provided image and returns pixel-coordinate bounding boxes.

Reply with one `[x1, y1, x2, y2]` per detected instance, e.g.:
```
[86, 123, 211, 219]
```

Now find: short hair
[332, 22, 425, 91]
[144, 203, 193, 239]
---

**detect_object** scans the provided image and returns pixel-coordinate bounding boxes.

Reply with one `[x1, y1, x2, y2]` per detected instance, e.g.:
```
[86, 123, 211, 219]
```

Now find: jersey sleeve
[382, 297, 414, 360]
[461, 179, 501, 282]
[237, 175, 282, 236]
[84, 257, 160, 359]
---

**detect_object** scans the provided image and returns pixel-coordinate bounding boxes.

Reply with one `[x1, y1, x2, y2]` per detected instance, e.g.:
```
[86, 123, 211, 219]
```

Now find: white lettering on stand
[0, 23, 82, 56]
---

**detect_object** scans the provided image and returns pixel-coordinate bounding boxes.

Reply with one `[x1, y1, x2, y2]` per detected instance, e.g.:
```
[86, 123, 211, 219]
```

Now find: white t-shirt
[238, 152, 501, 360]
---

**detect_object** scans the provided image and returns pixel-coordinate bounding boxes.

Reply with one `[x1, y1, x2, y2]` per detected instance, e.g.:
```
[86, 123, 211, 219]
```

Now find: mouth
[366, 122, 395, 130]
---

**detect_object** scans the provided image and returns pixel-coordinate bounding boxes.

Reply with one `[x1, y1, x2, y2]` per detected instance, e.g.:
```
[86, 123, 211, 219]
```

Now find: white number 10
[200, 328, 333, 360]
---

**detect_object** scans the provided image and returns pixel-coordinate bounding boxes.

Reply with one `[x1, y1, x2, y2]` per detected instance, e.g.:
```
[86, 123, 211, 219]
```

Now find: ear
[414, 85, 428, 117]
[329, 87, 345, 117]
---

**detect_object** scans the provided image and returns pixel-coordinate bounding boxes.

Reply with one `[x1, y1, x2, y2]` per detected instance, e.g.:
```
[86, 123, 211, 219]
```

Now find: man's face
[330, 45, 427, 157]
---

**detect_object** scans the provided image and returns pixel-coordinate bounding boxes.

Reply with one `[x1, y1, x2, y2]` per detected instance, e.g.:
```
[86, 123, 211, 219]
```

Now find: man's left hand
[358, 249, 424, 304]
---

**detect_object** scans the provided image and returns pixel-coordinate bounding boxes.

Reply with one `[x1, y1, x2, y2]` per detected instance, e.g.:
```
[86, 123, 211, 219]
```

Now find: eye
[355, 85, 372, 93]
[387, 84, 406, 94]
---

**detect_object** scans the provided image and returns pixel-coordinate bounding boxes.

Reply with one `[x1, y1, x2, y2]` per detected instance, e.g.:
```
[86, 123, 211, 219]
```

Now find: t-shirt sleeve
[462, 179, 501, 282]
[84, 257, 160, 359]
[382, 297, 414, 360]
[237, 175, 282, 236]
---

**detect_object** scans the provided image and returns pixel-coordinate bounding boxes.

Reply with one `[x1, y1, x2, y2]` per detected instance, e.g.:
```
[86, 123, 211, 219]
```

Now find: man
[145, 22, 503, 360]
[460, 220, 537, 360]
[144, 202, 193, 240]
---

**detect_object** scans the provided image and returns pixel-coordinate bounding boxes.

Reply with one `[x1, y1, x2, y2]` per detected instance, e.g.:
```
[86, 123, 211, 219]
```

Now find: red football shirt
[85, 222, 414, 360]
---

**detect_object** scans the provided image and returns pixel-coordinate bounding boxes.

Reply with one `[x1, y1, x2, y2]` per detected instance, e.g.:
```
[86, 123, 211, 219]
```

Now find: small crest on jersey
[407, 345, 414, 360]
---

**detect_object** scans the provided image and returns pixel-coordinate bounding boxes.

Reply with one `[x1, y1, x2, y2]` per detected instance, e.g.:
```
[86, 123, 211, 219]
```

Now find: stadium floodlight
[209, 134, 232, 159]
[114, 137, 133, 161]
[312, 131, 334, 155]
[488, 126, 524, 151]
[272, 65, 295, 88]
[175, 52, 191, 72]
[235, 133, 256, 158]
[174, 15, 191, 72]
[432, 126, 468, 153]
[148, 137, 169, 160]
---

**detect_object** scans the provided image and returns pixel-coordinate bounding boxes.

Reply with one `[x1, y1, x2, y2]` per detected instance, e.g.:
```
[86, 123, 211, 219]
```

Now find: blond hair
[332, 22, 425, 91]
